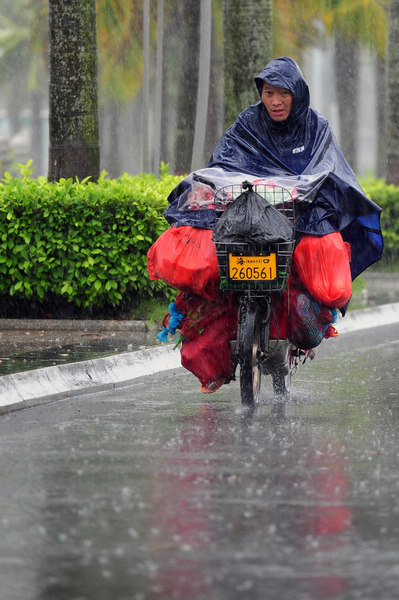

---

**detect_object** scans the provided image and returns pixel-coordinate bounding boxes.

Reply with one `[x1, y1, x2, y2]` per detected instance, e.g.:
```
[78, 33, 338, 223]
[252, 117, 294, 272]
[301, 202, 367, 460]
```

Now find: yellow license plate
[228, 253, 277, 281]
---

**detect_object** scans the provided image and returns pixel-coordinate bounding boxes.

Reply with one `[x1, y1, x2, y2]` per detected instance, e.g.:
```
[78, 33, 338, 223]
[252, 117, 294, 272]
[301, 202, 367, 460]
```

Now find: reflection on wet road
[0, 323, 399, 600]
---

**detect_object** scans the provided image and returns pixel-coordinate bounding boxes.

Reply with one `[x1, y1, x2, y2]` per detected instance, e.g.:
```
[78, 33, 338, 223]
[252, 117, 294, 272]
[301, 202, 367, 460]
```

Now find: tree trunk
[48, 0, 100, 182]
[376, 56, 386, 179]
[159, 2, 178, 168]
[334, 31, 359, 172]
[30, 91, 42, 174]
[142, 0, 151, 173]
[223, 0, 273, 128]
[204, 1, 224, 162]
[191, 0, 212, 171]
[153, 0, 164, 176]
[108, 100, 121, 178]
[173, 2, 200, 174]
[8, 77, 24, 137]
[386, 0, 399, 185]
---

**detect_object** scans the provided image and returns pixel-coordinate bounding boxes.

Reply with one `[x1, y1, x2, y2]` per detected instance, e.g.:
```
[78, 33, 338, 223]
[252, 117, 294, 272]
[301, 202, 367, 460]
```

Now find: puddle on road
[0, 331, 160, 376]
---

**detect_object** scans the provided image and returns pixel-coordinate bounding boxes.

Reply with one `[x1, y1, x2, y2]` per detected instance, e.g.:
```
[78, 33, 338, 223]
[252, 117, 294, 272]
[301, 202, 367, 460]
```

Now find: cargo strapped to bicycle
[212, 182, 295, 292]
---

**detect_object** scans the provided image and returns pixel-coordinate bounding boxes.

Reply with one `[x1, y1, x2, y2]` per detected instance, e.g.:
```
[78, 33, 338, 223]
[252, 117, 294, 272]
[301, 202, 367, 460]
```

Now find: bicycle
[212, 181, 300, 406]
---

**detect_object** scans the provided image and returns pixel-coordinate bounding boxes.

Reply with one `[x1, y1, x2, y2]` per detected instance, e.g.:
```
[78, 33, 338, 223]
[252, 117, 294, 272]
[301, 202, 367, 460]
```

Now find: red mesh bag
[269, 275, 338, 349]
[293, 232, 352, 308]
[288, 284, 337, 349]
[147, 226, 220, 301]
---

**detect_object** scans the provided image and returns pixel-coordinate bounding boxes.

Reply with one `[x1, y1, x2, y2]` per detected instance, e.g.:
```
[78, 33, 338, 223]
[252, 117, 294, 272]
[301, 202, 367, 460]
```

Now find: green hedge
[360, 177, 399, 263]
[0, 165, 396, 317]
[0, 163, 181, 313]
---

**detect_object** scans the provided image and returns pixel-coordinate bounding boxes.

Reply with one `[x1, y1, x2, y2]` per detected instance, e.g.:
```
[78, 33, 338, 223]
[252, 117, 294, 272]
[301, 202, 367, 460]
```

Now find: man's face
[261, 83, 293, 121]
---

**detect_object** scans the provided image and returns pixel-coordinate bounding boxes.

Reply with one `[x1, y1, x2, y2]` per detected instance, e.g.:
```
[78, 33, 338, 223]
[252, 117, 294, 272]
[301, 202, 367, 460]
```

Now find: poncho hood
[255, 56, 310, 125]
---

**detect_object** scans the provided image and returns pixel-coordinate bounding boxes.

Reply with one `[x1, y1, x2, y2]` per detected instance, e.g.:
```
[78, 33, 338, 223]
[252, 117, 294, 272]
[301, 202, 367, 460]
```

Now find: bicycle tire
[238, 301, 262, 406]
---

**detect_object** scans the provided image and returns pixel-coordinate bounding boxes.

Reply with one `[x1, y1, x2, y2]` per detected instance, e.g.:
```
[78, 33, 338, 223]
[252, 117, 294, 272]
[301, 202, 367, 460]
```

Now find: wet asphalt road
[1, 322, 399, 600]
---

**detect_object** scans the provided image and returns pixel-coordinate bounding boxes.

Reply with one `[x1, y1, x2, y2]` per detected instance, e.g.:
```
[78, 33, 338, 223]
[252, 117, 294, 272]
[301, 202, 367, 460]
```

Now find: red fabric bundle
[293, 232, 352, 308]
[269, 291, 290, 339]
[175, 291, 238, 387]
[147, 226, 220, 301]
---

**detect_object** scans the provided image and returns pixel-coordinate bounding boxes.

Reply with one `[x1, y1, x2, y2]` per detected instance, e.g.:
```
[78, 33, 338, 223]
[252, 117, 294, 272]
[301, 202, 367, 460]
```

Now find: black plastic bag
[212, 188, 293, 246]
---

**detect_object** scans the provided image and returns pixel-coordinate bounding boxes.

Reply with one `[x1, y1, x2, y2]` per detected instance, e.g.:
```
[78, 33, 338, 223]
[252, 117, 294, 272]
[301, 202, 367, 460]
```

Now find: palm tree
[48, 0, 100, 182]
[272, 0, 322, 59]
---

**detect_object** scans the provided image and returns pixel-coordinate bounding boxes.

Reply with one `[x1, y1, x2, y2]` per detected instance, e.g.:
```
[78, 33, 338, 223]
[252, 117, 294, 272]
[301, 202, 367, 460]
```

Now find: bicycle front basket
[213, 182, 295, 292]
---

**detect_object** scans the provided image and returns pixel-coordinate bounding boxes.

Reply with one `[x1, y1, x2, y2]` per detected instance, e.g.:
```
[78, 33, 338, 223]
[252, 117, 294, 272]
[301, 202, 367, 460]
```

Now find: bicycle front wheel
[238, 301, 262, 406]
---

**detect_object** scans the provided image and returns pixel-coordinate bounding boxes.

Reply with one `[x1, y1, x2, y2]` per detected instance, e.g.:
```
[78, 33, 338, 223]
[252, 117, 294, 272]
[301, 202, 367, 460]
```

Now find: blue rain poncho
[165, 56, 383, 280]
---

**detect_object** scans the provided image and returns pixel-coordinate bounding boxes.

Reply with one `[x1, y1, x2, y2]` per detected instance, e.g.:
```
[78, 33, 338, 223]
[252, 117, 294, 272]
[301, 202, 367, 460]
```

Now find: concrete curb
[0, 343, 181, 414]
[1, 302, 399, 415]
[336, 301, 399, 333]
[0, 318, 147, 332]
